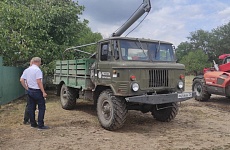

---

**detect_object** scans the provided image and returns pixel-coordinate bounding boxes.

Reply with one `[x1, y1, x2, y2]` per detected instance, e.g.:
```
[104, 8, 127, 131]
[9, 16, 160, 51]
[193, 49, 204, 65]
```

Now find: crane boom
[112, 0, 151, 37]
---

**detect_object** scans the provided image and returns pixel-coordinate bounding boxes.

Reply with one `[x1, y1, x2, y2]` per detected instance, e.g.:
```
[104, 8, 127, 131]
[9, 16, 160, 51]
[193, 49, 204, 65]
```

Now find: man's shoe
[31, 124, 38, 128]
[23, 121, 30, 125]
[38, 125, 50, 130]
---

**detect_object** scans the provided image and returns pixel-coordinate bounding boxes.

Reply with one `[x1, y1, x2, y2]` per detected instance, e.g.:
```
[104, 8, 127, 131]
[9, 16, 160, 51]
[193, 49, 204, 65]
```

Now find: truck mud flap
[125, 92, 196, 105]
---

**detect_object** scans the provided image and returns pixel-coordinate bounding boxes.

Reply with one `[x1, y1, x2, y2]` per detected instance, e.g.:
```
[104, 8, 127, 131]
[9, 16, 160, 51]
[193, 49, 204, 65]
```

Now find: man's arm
[37, 79, 47, 98]
[20, 78, 28, 90]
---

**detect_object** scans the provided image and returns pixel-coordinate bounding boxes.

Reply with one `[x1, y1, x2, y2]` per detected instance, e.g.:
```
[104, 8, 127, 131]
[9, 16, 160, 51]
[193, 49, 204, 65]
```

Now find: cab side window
[225, 58, 230, 64]
[101, 43, 109, 61]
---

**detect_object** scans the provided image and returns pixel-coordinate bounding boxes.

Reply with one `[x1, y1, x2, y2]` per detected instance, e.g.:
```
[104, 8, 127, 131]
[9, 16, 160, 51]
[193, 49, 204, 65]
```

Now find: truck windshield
[120, 40, 175, 62]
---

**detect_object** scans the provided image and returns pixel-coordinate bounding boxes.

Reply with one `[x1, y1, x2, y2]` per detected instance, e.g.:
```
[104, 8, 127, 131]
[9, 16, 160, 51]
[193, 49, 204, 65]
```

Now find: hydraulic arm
[112, 0, 151, 37]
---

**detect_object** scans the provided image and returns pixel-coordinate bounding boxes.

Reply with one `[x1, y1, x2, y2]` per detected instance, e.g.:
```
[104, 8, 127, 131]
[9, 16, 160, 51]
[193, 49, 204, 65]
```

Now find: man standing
[20, 57, 49, 130]
[20, 59, 34, 125]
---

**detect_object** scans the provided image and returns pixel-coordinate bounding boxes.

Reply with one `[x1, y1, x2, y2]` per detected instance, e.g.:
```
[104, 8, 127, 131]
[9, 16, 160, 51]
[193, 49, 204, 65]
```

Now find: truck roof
[219, 54, 230, 60]
[98, 37, 173, 45]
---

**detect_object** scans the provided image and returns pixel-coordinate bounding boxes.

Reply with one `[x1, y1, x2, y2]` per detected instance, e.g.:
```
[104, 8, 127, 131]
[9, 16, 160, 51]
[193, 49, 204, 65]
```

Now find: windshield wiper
[155, 41, 161, 58]
[137, 39, 147, 57]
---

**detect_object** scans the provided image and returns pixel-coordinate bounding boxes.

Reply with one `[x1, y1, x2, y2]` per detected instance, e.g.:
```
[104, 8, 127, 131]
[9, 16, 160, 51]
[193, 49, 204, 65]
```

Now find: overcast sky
[77, 0, 230, 46]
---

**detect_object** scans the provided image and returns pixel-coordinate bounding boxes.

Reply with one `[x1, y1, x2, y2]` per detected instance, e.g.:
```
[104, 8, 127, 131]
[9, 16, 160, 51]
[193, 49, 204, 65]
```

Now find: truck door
[96, 41, 112, 84]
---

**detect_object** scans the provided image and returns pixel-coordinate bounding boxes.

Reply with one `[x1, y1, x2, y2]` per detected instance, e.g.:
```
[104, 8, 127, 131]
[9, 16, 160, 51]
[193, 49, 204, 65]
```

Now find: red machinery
[203, 54, 230, 74]
[192, 54, 230, 101]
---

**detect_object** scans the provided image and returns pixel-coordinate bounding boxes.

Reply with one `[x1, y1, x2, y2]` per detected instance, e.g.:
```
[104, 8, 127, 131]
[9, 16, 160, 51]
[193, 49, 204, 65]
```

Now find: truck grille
[149, 70, 168, 87]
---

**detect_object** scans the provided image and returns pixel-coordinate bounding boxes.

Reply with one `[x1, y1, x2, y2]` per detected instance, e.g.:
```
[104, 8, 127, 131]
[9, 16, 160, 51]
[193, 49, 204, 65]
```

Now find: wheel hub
[63, 93, 67, 98]
[61, 87, 68, 104]
[195, 84, 202, 96]
[102, 101, 112, 120]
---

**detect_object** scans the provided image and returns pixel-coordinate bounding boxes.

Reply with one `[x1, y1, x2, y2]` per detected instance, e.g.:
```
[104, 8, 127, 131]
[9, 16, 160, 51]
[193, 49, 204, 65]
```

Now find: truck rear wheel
[97, 89, 127, 130]
[192, 79, 210, 101]
[151, 102, 178, 122]
[60, 84, 77, 110]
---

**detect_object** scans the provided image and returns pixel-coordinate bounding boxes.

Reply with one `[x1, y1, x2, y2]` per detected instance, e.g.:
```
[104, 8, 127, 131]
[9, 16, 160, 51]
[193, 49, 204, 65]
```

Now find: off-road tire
[60, 84, 78, 110]
[151, 102, 178, 122]
[97, 89, 127, 131]
[192, 79, 210, 101]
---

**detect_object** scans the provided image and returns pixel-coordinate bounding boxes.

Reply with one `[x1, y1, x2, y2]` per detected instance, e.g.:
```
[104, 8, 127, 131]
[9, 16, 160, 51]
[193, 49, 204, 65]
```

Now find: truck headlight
[178, 81, 184, 89]
[131, 83, 139, 92]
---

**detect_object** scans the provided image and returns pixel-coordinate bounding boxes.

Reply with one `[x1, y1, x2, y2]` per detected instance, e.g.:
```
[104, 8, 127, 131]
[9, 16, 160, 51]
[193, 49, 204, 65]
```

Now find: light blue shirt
[21, 64, 43, 89]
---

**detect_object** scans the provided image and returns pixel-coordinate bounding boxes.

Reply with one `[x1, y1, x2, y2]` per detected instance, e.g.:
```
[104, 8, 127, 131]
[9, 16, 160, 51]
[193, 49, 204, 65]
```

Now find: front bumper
[125, 92, 195, 105]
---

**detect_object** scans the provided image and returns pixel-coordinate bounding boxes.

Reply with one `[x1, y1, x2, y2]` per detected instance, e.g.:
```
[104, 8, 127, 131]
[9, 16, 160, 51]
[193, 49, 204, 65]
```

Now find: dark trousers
[24, 95, 30, 122]
[24, 95, 36, 123]
[28, 89, 46, 127]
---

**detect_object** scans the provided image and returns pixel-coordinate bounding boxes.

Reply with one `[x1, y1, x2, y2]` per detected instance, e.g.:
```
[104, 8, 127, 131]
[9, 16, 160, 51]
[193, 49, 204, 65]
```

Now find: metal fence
[0, 56, 25, 105]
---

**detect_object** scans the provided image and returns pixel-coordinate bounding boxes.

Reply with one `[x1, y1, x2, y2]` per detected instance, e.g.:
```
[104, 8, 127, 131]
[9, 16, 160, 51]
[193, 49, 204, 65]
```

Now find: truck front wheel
[97, 89, 127, 130]
[60, 84, 77, 110]
[151, 102, 178, 122]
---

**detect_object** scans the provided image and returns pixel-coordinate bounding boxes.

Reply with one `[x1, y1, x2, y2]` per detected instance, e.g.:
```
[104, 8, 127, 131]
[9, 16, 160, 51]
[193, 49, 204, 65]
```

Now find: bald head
[32, 57, 41, 66]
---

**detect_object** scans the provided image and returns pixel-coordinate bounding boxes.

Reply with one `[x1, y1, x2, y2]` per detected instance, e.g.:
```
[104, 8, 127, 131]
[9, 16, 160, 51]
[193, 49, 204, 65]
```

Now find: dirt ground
[1, 77, 230, 150]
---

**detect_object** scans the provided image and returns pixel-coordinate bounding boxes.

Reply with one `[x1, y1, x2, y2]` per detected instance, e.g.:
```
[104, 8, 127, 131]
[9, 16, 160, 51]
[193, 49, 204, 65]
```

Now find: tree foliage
[0, 0, 102, 74]
[176, 22, 230, 74]
[180, 50, 211, 75]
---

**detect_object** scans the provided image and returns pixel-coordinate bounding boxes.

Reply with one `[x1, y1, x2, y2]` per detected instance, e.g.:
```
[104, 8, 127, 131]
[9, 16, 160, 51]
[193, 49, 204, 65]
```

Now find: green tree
[176, 30, 212, 62]
[177, 22, 230, 65]
[211, 22, 230, 57]
[180, 50, 211, 75]
[175, 41, 193, 62]
[188, 29, 211, 52]
[0, 0, 102, 74]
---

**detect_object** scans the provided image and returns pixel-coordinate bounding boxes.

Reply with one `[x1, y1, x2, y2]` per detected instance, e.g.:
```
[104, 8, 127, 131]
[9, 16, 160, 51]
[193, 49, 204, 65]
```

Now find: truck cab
[92, 37, 186, 97]
[218, 54, 230, 72]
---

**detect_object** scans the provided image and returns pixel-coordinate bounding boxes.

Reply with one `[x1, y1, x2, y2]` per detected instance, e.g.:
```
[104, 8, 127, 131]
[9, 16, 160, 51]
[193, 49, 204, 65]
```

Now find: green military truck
[53, 0, 195, 130]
